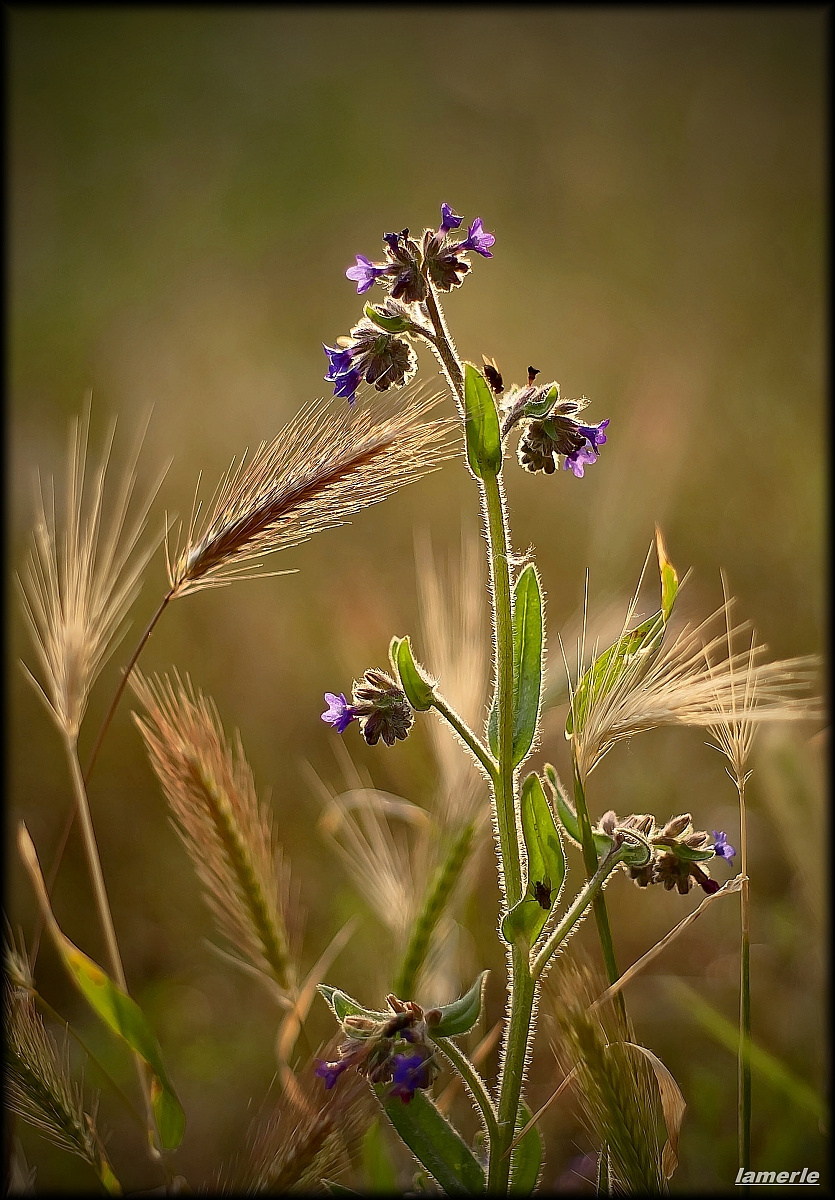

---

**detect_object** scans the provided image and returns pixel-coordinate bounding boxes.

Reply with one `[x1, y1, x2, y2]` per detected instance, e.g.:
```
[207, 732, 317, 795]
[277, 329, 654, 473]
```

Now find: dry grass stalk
[17, 403, 163, 741]
[4, 980, 107, 1177]
[167, 387, 456, 597]
[568, 583, 819, 781]
[131, 670, 296, 995]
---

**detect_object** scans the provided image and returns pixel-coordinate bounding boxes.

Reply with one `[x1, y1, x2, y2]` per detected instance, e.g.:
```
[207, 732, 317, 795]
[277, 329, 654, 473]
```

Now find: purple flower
[321, 692, 356, 734]
[458, 217, 496, 258]
[439, 202, 463, 232]
[314, 1058, 351, 1090]
[388, 1051, 434, 1104]
[323, 342, 363, 406]
[563, 419, 610, 478]
[323, 343, 354, 379]
[712, 830, 736, 861]
[346, 254, 392, 294]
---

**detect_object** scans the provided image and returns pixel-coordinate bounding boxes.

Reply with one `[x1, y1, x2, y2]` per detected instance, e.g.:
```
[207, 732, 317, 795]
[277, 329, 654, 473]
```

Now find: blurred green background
[7, 7, 826, 1193]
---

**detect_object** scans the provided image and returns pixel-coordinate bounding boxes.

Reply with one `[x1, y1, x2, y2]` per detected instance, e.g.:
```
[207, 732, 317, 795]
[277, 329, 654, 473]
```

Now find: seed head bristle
[131, 669, 296, 995]
[168, 387, 457, 597]
[17, 403, 163, 740]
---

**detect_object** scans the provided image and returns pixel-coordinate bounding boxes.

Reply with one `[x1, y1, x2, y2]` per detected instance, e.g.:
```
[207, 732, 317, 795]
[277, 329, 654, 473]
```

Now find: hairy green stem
[432, 1035, 499, 1146]
[393, 823, 475, 1000]
[420, 281, 525, 1193]
[431, 695, 498, 784]
[532, 849, 627, 980]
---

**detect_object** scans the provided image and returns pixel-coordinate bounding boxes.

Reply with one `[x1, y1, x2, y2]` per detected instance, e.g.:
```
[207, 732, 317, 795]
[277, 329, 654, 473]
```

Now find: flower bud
[351, 668, 414, 747]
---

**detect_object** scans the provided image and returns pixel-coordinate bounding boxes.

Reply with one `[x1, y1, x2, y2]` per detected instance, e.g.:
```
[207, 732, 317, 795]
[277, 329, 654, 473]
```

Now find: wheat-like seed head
[566, 558, 820, 782]
[167, 387, 457, 597]
[17, 404, 163, 741]
[548, 961, 666, 1194]
[222, 1045, 373, 1193]
[131, 670, 297, 995]
[4, 978, 103, 1170]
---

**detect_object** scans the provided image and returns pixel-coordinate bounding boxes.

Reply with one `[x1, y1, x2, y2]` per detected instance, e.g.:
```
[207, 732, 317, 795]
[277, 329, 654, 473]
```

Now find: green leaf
[390, 635, 435, 711]
[522, 383, 559, 420]
[18, 824, 184, 1150]
[317, 984, 388, 1030]
[511, 566, 544, 768]
[566, 535, 681, 741]
[463, 363, 502, 478]
[433, 970, 489, 1037]
[655, 527, 679, 623]
[361, 1118, 399, 1193]
[509, 1103, 543, 1195]
[566, 610, 664, 739]
[664, 841, 715, 863]
[363, 301, 410, 333]
[544, 765, 613, 857]
[487, 566, 544, 766]
[376, 1087, 485, 1193]
[502, 774, 565, 946]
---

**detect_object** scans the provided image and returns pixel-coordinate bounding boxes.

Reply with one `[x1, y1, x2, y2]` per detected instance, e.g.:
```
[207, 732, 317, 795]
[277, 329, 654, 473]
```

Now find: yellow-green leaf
[17, 824, 185, 1150]
[463, 363, 502, 478]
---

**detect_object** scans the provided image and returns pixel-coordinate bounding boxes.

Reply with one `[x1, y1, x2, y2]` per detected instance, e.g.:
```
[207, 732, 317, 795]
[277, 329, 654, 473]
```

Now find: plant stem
[738, 772, 751, 1174]
[63, 735, 160, 1159]
[31, 592, 173, 968]
[431, 695, 497, 784]
[488, 952, 534, 1193]
[419, 281, 525, 1193]
[572, 761, 622, 991]
[532, 849, 626, 980]
[432, 1035, 499, 1146]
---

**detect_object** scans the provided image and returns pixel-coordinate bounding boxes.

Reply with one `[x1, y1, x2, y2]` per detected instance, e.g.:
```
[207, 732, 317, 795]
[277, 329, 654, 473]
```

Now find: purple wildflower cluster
[322, 669, 413, 746]
[595, 810, 736, 896]
[314, 997, 439, 1105]
[324, 203, 495, 404]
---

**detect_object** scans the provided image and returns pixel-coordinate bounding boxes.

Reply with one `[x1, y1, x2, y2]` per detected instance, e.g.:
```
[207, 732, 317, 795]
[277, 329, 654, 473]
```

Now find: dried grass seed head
[18, 404, 163, 741]
[567, 559, 820, 781]
[168, 386, 457, 597]
[131, 669, 297, 994]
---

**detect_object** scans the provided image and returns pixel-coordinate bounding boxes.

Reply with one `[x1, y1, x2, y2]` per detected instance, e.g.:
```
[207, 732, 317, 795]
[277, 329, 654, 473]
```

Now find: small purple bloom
[439, 202, 463, 232]
[330, 368, 362, 405]
[388, 1052, 434, 1104]
[321, 692, 356, 734]
[314, 1058, 350, 1090]
[346, 254, 391, 294]
[323, 343, 354, 379]
[563, 418, 610, 477]
[712, 830, 736, 861]
[458, 217, 496, 258]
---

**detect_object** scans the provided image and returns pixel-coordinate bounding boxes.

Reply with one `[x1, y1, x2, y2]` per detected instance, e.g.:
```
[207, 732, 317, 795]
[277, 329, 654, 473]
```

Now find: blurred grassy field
[7, 8, 826, 1192]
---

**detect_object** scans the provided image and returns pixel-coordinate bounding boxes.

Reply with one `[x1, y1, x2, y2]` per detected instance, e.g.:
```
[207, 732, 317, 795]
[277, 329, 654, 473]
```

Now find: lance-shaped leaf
[390, 635, 435, 711]
[317, 984, 388, 1032]
[363, 302, 411, 334]
[17, 824, 185, 1150]
[488, 565, 544, 767]
[432, 970, 489, 1038]
[543, 764, 613, 854]
[502, 774, 565, 947]
[522, 383, 559, 420]
[376, 1087, 485, 1194]
[509, 1102, 544, 1195]
[663, 841, 715, 863]
[566, 535, 680, 740]
[463, 363, 502, 478]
